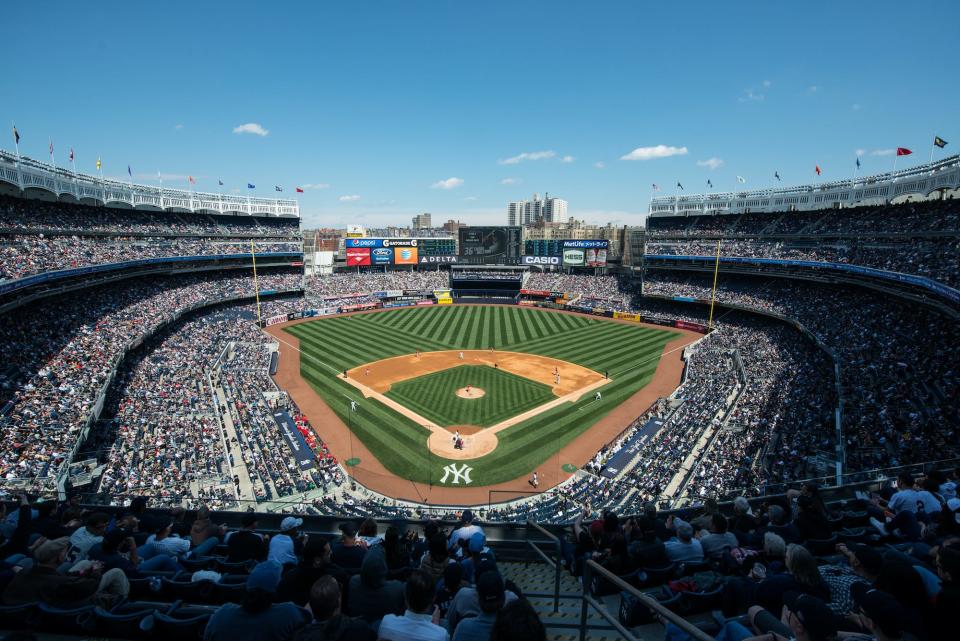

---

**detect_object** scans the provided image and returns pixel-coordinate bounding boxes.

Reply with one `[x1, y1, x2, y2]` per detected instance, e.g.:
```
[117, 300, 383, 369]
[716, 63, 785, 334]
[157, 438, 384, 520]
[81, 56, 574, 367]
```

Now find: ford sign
[372, 248, 392, 263]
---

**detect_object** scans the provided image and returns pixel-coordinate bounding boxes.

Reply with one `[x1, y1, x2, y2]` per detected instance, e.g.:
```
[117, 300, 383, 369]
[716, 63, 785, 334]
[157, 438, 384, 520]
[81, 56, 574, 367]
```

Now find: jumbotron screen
[457, 226, 522, 264]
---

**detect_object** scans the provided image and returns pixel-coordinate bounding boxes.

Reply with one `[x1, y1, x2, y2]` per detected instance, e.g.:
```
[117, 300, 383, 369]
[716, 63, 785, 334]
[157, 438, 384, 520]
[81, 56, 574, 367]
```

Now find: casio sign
[522, 255, 560, 265]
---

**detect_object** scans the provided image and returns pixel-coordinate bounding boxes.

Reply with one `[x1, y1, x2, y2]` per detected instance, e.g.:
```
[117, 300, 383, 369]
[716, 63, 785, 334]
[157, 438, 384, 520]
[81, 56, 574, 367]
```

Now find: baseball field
[278, 305, 680, 489]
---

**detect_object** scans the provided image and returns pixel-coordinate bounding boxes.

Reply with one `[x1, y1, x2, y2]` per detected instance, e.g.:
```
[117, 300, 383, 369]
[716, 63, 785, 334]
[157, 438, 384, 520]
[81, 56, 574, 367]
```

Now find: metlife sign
[522, 255, 560, 265]
[419, 256, 458, 264]
[562, 239, 609, 249]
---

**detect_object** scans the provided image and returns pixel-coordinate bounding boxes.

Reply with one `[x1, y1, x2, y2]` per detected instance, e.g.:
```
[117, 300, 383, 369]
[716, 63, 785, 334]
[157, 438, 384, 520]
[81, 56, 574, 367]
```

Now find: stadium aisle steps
[499, 561, 650, 641]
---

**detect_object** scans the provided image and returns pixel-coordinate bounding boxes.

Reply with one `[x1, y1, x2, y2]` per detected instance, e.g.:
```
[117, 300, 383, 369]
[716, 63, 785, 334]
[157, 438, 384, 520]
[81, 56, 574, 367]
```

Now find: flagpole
[708, 239, 721, 330]
[158, 171, 164, 208]
[48, 137, 56, 170]
[929, 137, 935, 164]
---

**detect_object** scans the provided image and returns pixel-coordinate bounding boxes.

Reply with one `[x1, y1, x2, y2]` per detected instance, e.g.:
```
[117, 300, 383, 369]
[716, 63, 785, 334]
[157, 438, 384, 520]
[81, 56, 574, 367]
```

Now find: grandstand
[1, 123, 958, 641]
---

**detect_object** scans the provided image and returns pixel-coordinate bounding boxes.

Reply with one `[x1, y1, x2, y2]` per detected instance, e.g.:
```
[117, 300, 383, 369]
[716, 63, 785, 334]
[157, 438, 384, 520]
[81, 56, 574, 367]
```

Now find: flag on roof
[247, 183, 255, 189]
[815, 165, 821, 175]
[12, 126, 19, 145]
[96, 157, 101, 171]
[275, 185, 282, 192]
[707, 179, 713, 188]
[736, 175, 746, 183]
[218, 179, 224, 186]
[774, 171, 781, 181]
[856, 157, 861, 168]
[896, 147, 912, 156]
[188, 176, 196, 184]
[652, 183, 660, 191]
[69, 148, 74, 162]
[127, 165, 132, 177]
[676, 182, 684, 190]
[296, 187, 304, 193]
[934, 137, 948, 148]
[49, 140, 53, 155]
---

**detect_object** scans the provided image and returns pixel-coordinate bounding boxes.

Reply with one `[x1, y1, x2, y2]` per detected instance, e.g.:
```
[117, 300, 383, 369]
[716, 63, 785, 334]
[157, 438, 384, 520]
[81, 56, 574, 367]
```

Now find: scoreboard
[458, 226, 522, 265]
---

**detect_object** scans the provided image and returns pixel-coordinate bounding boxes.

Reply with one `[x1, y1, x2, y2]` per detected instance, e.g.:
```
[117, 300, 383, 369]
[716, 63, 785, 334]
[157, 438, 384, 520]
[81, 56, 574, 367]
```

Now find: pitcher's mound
[456, 387, 486, 399]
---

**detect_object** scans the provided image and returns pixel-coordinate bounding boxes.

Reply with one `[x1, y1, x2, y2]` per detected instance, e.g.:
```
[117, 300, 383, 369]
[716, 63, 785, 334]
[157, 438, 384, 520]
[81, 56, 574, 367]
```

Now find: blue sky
[4, 1, 958, 228]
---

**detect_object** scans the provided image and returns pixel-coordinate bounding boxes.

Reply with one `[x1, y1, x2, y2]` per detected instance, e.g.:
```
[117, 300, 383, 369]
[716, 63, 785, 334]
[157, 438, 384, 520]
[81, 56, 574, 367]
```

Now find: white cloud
[807, 85, 819, 93]
[500, 177, 521, 185]
[620, 145, 688, 161]
[593, 161, 605, 169]
[174, 124, 184, 130]
[464, 196, 478, 201]
[300, 183, 330, 190]
[232, 122, 269, 136]
[852, 103, 861, 111]
[560, 155, 575, 163]
[762, 80, 772, 88]
[739, 89, 765, 102]
[856, 149, 866, 157]
[431, 177, 464, 190]
[338, 194, 361, 202]
[871, 149, 895, 156]
[498, 150, 555, 165]
[696, 157, 724, 171]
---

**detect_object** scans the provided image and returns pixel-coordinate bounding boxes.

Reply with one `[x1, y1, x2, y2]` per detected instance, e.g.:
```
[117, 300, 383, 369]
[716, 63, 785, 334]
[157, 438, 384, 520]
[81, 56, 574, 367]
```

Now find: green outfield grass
[385, 364, 555, 427]
[284, 305, 678, 486]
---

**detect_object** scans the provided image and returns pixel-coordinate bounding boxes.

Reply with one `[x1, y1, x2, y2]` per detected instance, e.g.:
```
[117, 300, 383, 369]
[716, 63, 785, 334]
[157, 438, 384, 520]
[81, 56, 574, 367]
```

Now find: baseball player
[350, 400, 357, 412]
[459, 351, 464, 360]
[595, 391, 602, 401]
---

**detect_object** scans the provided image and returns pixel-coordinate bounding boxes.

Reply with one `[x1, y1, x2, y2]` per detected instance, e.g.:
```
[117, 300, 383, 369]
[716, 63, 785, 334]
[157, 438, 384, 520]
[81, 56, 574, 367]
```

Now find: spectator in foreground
[377, 569, 449, 641]
[346, 545, 405, 624]
[204, 561, 310, 641]
[278, 537, 347, 607]
[448, 510, 482, 555]
[226, 512, 267, 563]
[268, 517, 305, 568]
[3, 537, 129, 608]
[330, 522, 366, 570]
[489, 598, 546, 641]
[664, 517, 704, 563]
[452, 570, 505, 641]
[292, 575, 375, 641]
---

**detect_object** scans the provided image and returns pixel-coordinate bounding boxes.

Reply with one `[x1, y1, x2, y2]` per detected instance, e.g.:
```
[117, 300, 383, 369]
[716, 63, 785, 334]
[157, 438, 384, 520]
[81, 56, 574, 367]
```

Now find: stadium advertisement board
[346, 225, 365, 238]
[339, 302, 381, 312]
[458, 226, 522, 265]
[346, 247, 371, 266]
[416, 300, 435, 306]
[521, 255, 560, 265]
[613, 311, 642, 322]
[562, 249, 585, 266]
[419, 255, 458, 264]
[675, 320, 709, 333]
[393, 246, 419, 264]
[273, 411, 315, 471]
[383, 301, 415, 308]
[345, 238, 419, 248]
[371, 247, 393, 264]
[600, 417, 665, 478]
[265, 314, 288, 326]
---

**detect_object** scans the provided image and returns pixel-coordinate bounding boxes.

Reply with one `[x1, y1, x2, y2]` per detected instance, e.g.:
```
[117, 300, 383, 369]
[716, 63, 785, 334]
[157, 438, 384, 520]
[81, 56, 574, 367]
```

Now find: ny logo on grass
[440, 463, 473, 485]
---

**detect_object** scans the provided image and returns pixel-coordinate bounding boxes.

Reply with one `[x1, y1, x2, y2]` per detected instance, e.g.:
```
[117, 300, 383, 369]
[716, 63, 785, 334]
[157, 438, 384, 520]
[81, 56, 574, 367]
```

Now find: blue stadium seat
[35, 602, 95, 633]
[87, 601, 172, 638]
[143, 604, 218, 640]
[0, 602, 38, 630]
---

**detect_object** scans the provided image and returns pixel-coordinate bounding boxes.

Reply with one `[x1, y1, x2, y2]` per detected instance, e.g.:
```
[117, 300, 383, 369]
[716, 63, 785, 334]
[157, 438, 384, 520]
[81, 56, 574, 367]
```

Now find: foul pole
[707, 239, 721, 330]
[250, 239, 262, 325]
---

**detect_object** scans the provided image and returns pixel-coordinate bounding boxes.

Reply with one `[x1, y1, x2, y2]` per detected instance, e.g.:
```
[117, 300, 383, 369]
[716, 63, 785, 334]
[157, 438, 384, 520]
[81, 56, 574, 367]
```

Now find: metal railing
[580, 560, 714, 641]
[524, 520, 562, 613]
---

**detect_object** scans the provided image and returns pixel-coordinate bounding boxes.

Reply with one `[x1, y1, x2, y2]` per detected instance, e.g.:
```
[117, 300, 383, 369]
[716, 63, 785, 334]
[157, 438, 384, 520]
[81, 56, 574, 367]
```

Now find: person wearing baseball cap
[743, 590, 840, 641]
[331, 521, 367, 569]
[267, 516, 304, 568]
[849, 584, 905, 641]
[448, 509, 483, 557]
[204, 561, 310, 641]
[451, 571, 505, 641]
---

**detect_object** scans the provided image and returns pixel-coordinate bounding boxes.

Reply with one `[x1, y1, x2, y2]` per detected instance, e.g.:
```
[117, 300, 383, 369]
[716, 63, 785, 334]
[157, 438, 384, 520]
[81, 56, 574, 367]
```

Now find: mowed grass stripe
[287, 306, 679, 485]
[352, 314, 450, 352]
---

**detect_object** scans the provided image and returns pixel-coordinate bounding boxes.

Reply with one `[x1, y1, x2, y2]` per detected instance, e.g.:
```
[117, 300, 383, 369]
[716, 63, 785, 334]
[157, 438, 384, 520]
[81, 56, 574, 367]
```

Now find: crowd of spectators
[645, 199, 960, 288]
[643, 271, 960, 478]
[305, 272, 449, 298]
[0, 498, 552, 641]
[524, 273, 625, 299]
[0, 270, 302, 493]
[0, 236, 301, 282]
[563, 471, 960, 641]
[0, 194, 301, 237]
